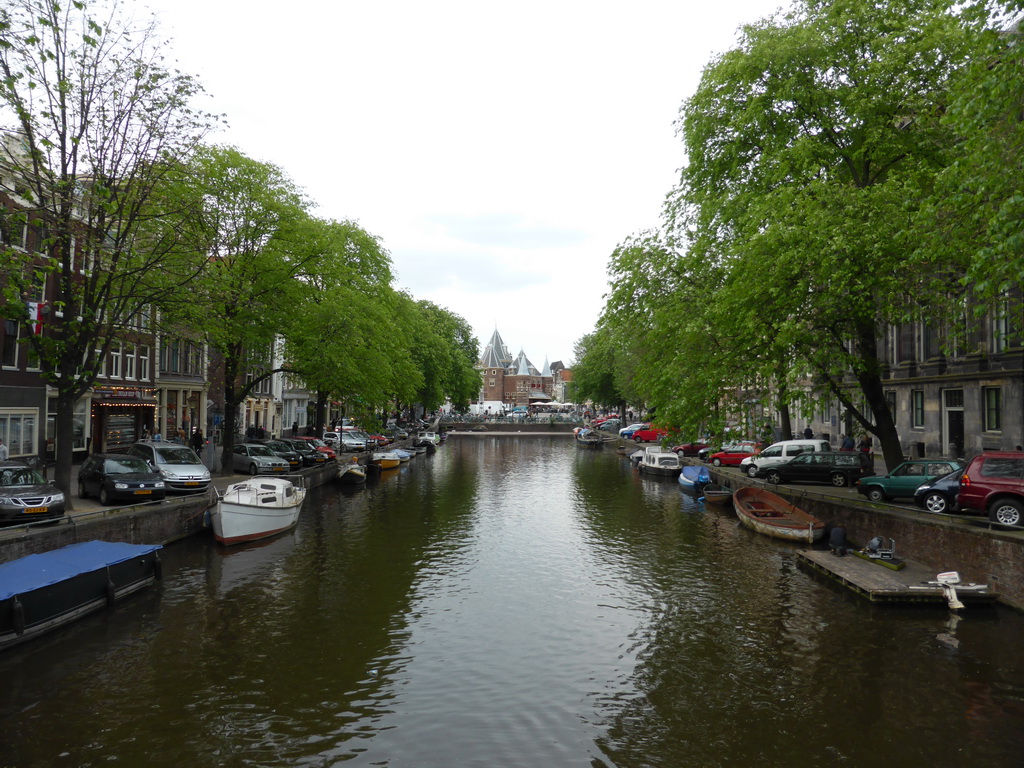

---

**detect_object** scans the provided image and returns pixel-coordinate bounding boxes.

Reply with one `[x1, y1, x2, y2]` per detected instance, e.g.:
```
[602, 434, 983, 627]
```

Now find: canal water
[2, 437, 1024, 767]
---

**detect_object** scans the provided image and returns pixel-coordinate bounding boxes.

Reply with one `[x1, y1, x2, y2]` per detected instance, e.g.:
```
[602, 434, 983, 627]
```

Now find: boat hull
[0, 541, 162, 651]
[702, 484, 734, 505]
[678, 465, 711, 489]
[733, 487, 824, 543]
[212, 480, 306, 546]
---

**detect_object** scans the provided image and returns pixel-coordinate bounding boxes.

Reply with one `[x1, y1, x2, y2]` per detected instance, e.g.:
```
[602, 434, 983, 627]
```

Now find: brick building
[475, 328, 554, 408]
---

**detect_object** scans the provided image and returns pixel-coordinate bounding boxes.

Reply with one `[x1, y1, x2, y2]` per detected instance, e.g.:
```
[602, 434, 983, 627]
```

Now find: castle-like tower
[476, 328, 553, 406]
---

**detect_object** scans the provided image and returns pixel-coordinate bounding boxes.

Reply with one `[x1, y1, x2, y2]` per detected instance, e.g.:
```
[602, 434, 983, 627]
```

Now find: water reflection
[0, 438, 1023, 767]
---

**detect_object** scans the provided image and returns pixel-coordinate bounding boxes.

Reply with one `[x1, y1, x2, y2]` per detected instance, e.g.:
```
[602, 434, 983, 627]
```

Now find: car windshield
[103, 457, 151, 474]
[310, 439, 328, 448]
[287, 441, 312, 452]
[154, 446, 201, 465]
[0, 468, 45, 486]
[265, 441, 291, 452]
[248, 446, 275, 457]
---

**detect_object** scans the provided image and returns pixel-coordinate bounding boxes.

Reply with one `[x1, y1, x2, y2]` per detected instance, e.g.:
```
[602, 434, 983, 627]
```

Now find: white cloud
[146, 0, 781, 366]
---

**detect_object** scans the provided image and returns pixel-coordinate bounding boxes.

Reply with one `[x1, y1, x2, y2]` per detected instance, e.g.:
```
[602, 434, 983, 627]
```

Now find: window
[124, 342, 136, 380]
[0, 409, 38, 456]
[912, 390, 924, 428]
[984, 387, 1001, 432]
[138, 345, 150, 381]
[2, 320, 19, 368]
[885, 391, 896, 419]
[109, 342, 122, 378]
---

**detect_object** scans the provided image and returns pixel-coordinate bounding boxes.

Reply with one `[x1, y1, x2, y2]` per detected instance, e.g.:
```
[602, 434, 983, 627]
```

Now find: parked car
[281, 438, 329, 466]
[384, 426, 409, 441]
[631, 426, 668, 443]
[0, 460, 66, 524]
[958, 451, 1024, 526]
[322, 431, 342, 448]
[292, 436, 337, 460]
[698, 440, 762, 462]
[672, 441, 710, 457]
[595, 419, 622, 432]
[231, 443, 291, 476]
[619, 422, 650, 438]
[252, 439, 303, 470]
[127, 441, 211, 493]
[340, 432, 368, 452]
[913, 466, 966, 514]
[742, 440, 832, 478]
[706, 446, 759, 467]
[855, 459, 962, 503]
[77, 454, 166, 505]
[756, 451, 874, 487]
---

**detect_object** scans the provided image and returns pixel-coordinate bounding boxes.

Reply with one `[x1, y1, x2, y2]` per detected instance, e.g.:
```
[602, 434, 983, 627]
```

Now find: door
[943, 389, 964, 459]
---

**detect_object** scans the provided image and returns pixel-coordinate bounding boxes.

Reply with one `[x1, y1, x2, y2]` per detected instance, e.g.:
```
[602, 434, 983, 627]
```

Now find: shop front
[89, 387, 158, 453]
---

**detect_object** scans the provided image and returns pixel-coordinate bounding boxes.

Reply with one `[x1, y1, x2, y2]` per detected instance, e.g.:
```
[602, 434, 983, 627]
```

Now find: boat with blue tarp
[678, 465, 711, 491]
[0, 540, 163, 651]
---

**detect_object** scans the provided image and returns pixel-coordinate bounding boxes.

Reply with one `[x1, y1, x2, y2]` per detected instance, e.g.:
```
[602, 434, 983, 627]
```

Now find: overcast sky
[145, 0, 782, 369]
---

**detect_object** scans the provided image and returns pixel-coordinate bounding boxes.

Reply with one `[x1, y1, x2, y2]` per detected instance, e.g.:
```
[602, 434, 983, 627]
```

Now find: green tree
[670, 0, 987, 468]
[155, 145, 314, 473]
[397, 298, 479, 415]
[0, 0, 216, 499]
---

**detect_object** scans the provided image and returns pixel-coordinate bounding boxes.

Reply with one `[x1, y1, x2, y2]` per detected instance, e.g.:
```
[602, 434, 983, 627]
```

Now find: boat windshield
[0, 468, 45, 486]
[103, 457, 151, 474]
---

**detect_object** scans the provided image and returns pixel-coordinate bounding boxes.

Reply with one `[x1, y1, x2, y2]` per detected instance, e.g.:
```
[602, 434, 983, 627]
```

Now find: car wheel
[989, 499, 1023, 527]
[634, 436, 642, 443]
[78, 481, 89, 499]
[766, 470, 782, 485]
[712, 458, 722, 467]
[249, 463, 259, 476]
[99, 486, 111, 506]
[830, 473, 848, 488]
[923, 492, 949, 514]
[746, 464, 758, 478]
[866, 487, 885, 503]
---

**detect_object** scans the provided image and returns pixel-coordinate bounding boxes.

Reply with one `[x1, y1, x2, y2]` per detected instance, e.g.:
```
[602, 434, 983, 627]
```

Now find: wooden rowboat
[733, 487, 824, 543]
[701, 484, 733, 505]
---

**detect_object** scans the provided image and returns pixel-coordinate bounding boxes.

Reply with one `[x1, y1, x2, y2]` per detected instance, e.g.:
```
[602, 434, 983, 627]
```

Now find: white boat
[637, 447, 682, 477]
[211, 477, 306, 546]
[370, 451, 401, 469]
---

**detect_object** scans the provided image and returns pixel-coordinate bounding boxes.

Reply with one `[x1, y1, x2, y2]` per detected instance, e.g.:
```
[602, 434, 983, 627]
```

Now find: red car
[291, 436, 337, 460]
[673, 442, 710, 456]
[632, 426, 668, 443]
[958, 451, 1024, 526]
[706, 447, 759, 467]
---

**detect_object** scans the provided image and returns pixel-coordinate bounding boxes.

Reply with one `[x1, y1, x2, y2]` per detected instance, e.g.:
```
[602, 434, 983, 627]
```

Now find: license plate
[24, 506, 48, 514]
[273, 467, 285, 471]
[134, 490, 152, 495]
[184, 481, 199, 486]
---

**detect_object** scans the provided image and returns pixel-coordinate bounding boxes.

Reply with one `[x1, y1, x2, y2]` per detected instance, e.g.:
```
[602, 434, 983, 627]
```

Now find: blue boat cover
[679, 466, 711, 486]
[0, 541, 162, 601]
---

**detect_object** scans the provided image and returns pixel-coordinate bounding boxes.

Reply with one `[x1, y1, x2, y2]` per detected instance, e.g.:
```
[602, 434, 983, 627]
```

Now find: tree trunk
[219, 350, 241, 476]
[53, 386, 77, 511]
[852, 320, 903, 471]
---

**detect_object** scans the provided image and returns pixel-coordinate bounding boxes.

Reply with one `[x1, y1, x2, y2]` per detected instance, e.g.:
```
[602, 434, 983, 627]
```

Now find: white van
[741, 439, 831, 478]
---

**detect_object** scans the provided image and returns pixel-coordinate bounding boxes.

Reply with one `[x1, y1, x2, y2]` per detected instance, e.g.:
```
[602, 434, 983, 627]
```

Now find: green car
[856, 459, 962, 502]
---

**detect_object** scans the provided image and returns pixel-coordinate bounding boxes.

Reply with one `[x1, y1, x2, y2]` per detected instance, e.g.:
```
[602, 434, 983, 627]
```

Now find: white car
[620, 422, 648, 437]
[322, 431, 341, 448]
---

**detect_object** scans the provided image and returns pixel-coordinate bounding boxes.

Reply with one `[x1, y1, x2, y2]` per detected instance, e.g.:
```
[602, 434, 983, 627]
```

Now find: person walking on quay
[803, 426, 813, 439]
[840, 434, 855, 451]
[190, 429, 204, 453]
[0, 438, 8, 461]
[858, 434, 872, 453]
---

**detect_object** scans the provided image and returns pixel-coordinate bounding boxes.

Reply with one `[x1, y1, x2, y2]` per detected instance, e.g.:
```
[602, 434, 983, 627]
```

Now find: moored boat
[335, 461, 367, 485]
[637, 447, 682, 477]
[0, 540, 163, 651]
[574, 428, 605, 447]
[701, 484, 734, 505]
[733, 486, 824, 543]
[211, 477, 307, 546]
[370, 451, 402, 469]
[678, 464, 711, 490]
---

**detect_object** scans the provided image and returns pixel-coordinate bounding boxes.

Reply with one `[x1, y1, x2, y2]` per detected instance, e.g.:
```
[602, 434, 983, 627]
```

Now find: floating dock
[797, 550, 998, 607]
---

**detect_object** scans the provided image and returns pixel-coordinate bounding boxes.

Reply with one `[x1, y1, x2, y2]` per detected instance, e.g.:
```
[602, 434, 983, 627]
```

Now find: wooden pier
[797, 550, 998, 607]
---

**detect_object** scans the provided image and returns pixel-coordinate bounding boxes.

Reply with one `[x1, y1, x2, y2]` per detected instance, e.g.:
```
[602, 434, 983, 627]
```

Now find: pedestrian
[0, 438, 8, 461]
[803, 426, 813, 439]
[858, 434, 872, 453]
[190, 429, 203, 452]
[840, 434, 854, 451]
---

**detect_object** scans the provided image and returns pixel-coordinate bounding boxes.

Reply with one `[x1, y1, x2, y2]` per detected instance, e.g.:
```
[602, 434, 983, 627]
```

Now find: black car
[0, 460, 66, 524]
[78, 453, 167, 505]
[281, 438, 328, 467]
[758, 451, 874, 488]
[252, 439, 303, 470]
[913, 466, 966, 515]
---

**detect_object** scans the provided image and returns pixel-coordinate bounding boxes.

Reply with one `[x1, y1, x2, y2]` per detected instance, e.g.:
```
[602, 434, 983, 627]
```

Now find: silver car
[231, 443, 291, 475]
[127, 441, 212, 493]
